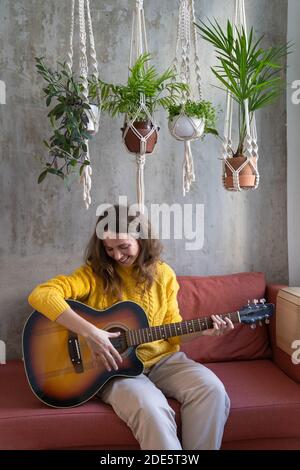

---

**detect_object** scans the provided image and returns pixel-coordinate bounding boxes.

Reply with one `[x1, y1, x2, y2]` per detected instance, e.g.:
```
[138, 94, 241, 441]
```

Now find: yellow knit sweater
[28, 261, 182, 369]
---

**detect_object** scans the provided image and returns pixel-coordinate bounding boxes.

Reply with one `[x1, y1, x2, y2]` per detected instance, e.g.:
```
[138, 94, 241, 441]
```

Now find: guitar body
[22, 300, 148, 408]
[23, 297, 274, 408]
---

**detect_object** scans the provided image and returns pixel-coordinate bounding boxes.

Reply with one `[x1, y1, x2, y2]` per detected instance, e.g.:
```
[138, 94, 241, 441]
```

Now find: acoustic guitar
[22, 299, 274, 408]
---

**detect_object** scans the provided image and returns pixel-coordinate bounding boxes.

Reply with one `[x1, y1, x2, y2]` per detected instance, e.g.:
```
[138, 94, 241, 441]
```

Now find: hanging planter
[122, 121, 158, 154]
[168, 114, 205, 141]
[196, 0, 289, 191]
[168, 100, 217, 141]
[224, 156, 258, 190]
[89, 0, 187, 213]
[170, 0, 218, 196]
[97, 53, 185, 147]
[36, 0, 101, 209]
[35, 57, 95, 184]
[95, 52, 187, 211]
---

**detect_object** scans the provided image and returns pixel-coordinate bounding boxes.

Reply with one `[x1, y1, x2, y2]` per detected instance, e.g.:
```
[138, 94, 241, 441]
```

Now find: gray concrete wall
[0, 0, 288, 360]
[287, 0, 300, 286]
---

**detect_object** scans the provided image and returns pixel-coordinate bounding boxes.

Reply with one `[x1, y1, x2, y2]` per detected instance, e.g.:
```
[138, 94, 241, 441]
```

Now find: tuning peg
[265, 317, 270, 324]
[260, 298, 266, 306]
[253, 299, 259, 307]
[247, 300, 251, 306]
[259, 321, 262, 327]
[250, 323, 257, 329]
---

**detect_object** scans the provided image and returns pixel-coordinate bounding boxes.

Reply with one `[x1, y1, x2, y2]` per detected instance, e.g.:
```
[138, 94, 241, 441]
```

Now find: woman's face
[103, 232, 140, 267]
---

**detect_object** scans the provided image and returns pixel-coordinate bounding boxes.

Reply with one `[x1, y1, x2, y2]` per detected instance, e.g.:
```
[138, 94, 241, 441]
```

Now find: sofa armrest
[266, 283, 300, 383]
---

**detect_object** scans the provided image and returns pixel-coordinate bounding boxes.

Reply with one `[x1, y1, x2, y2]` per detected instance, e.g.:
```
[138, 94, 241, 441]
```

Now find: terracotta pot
[122, 121, 158, 154]
[224, 155, 257, 189]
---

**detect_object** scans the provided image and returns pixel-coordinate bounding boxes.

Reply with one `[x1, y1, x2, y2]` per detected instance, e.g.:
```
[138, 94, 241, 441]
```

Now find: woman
[28, 204, 233, 450]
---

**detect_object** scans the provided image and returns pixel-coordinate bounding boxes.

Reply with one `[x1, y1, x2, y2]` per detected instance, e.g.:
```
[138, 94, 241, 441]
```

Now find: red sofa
[1, 271, 300, 450]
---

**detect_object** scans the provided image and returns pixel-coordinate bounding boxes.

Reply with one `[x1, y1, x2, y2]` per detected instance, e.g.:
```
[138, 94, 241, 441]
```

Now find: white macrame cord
[66, 0, 100, 209]
[221, 0, 259, 191]
[124, 0, 159, 214]
[170, 0, 204, 196]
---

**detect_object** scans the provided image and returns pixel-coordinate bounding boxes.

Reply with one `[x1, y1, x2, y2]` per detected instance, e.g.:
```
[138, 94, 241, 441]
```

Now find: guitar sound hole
[107, 327, 128, 355]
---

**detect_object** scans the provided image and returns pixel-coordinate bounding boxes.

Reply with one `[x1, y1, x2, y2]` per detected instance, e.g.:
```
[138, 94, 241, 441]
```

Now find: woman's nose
[113, 250, 122, 261]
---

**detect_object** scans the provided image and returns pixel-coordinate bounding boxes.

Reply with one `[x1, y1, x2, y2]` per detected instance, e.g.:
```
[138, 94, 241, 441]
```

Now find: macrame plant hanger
[123, 0, 159, 214]
[170, 0, 204, 196]
[66, 0, 101, 209]
[222, 0, 259, 191]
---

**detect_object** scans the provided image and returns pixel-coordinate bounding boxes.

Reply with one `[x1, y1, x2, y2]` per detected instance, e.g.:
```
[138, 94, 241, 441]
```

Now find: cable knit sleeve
[28, 264, 94, 321]
[162, 263, 182, 346]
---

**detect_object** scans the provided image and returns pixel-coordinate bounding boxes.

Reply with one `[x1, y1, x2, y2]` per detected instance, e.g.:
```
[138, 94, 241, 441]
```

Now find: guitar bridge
[68, 333, 84, 373]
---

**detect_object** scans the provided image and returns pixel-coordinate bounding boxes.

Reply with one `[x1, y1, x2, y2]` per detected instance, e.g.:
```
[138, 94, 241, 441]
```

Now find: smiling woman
[27, 203, 233, 450]
[102, 236, 140, 266]
[85, 204, 163, 300]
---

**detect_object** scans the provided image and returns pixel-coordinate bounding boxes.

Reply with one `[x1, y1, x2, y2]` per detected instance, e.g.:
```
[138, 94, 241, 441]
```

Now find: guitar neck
[126, 311, 240, 346]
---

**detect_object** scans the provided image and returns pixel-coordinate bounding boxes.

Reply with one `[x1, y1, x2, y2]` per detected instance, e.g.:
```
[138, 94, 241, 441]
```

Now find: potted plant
[168, 99, 218, 141]
[35, 57, 100, 185]
[195, 19, 289, 189]
[90, 53, 188, 154]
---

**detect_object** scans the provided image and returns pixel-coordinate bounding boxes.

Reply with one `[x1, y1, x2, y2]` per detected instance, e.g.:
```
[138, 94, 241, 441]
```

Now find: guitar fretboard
[126, 311, 240, 346]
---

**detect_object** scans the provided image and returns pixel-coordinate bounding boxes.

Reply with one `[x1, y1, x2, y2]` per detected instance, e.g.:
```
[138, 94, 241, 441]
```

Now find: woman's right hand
[86, 326, 123, 371]
[53, 307, 123, 372]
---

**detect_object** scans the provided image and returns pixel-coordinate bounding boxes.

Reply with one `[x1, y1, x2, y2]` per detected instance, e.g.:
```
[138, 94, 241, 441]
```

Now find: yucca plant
[196, 19, 289, 156]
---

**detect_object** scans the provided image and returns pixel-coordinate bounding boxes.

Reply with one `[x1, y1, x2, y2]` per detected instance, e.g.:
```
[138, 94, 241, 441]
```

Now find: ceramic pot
[168, 115, 205, 140]
[122, 121, 158, 154]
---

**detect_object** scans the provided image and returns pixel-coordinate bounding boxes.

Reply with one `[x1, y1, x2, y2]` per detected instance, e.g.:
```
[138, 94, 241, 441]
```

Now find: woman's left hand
[203, 314, 234, 337]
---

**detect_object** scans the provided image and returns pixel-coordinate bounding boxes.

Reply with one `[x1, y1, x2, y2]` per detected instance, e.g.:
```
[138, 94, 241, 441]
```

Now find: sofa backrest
[177, 272, 272, 363]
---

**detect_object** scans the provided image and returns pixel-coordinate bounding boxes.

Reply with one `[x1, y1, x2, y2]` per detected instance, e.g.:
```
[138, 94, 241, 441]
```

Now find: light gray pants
[100, 351, 230, 450]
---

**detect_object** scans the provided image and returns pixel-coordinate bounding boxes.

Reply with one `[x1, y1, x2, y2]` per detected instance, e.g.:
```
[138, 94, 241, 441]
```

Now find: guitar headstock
[239, 299, 274, 328]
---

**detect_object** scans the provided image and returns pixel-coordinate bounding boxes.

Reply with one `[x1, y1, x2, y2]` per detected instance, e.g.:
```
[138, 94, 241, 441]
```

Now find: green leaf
[205, 127, 219, 136]
[38, 169, 48, 184]
[50, 113, 56, 128]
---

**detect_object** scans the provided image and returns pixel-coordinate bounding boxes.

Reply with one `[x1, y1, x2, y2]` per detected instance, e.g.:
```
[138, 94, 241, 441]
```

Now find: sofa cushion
[208, 359, 300, 445]
[177, 272, 271, 363]
[0, 361, 140, 450]
[0, 361, 178, 450]
[1, 359, 300, 450]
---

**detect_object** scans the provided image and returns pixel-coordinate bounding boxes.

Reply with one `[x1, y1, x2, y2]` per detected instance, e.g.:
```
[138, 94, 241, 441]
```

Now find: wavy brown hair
[84, 205, 163, 299]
